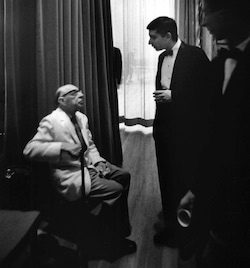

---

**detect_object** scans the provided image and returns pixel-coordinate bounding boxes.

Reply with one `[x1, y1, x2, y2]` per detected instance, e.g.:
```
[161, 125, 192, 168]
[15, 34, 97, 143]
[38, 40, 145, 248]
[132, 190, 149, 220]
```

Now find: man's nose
[200, 12, 208, 27]
[78, 91, 84, 97]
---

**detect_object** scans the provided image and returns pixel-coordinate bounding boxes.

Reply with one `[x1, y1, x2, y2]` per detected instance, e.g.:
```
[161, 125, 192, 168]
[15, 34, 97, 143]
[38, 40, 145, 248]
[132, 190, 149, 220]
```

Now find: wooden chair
[30, 162, 89, 268]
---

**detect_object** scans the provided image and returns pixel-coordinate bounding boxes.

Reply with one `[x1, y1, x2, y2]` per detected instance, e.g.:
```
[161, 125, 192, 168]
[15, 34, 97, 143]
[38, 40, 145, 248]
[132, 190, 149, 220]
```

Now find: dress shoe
[119, 238, 137, 255]
[153, 229, 177, 247]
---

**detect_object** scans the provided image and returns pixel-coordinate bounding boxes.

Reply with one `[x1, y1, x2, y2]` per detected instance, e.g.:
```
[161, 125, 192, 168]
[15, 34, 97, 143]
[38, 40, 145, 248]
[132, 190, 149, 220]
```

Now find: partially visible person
[179, 0, 250, 267]
[113, 47, 122, 87]
[112, 47, 123, 166]
[23, 84, 136, 255]
[125, 49, 136, 84]
[147, 16, 211, 257]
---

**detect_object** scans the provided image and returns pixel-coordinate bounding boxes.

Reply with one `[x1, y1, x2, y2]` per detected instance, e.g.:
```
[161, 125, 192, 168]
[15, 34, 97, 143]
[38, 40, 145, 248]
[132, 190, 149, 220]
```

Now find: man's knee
[117, 169, 131, 189]
[123, 170, 131, 182]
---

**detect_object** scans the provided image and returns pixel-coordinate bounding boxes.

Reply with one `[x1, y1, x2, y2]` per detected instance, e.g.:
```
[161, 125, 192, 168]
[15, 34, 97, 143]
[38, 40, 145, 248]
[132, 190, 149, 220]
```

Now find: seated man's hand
[95, 161, 111, 177]
[61, 143, 82, 158]
[153, 89, 172, 103]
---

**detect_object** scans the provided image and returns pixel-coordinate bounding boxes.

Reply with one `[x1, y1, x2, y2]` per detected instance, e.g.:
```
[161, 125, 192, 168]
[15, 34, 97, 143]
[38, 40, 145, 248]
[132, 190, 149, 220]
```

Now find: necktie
[71, 115, 87, 202]
[71, 115, 87, 153]
[163, 49, 173, 57]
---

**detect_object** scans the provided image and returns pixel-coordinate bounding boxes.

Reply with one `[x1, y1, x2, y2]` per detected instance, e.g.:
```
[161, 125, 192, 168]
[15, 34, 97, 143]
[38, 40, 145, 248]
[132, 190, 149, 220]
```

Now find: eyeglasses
[60, 89, 83, 97]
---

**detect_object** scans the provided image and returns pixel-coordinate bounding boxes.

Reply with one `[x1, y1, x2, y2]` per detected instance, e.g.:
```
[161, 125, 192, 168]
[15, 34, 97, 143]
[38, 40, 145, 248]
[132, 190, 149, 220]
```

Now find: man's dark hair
[204, 0, 250, 24]
[147, 16, 178, 42]
[204, 0, 248, 11]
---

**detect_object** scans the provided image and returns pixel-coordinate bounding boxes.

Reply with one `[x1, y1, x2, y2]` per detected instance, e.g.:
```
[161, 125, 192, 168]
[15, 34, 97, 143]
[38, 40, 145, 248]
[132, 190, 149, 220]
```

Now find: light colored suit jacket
[23, 107, 105, 201]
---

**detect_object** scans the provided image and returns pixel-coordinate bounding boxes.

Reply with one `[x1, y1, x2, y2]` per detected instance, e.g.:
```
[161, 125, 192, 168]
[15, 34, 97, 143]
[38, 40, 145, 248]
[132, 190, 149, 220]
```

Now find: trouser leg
[88, 165, 131, 240]
[154, 138, 177, 223]
[102, 163, 131, 239]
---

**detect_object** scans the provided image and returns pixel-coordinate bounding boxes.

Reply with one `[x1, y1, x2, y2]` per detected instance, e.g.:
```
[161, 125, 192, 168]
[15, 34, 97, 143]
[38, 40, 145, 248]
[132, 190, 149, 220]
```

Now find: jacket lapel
[169, 42, 185, 90]
[223, 42, 250, 97]
[55, 108, 80, 144]
[75, 112, 89, 146]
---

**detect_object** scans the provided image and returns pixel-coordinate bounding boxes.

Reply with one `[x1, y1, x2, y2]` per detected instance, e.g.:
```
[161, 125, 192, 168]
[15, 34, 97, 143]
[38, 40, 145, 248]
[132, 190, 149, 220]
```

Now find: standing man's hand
[178, 190, 195, 211]
[153, 89, 172, 103]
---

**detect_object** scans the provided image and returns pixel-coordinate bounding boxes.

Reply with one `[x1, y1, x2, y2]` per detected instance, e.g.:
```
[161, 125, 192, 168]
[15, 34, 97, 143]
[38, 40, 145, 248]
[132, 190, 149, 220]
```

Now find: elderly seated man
[23, 84, 136, 255]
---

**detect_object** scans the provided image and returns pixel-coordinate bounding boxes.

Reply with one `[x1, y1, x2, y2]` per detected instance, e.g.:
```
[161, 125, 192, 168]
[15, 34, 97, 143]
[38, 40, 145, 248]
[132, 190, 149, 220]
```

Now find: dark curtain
[0, 1, 5, 158]
[1, 0, 37, 168]
[101, 2, 123, 165]
[176, 0, 197, 46]
[176, 0, 216, 59]
[0, 0, 122, 172]
[36, 0, 122, 165]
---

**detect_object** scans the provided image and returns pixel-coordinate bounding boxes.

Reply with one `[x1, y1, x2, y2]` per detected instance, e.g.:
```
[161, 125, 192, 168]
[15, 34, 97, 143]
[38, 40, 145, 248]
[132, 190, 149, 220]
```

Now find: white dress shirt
[222, 36, 250, 94]
[161, 39, 181, 89]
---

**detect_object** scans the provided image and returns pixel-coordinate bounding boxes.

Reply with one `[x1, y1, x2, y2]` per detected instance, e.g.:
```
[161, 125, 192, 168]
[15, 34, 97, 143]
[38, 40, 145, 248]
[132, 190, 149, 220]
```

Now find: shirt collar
[237, 35, 250, 52]
[222, 36, 250, 52]
[172, 39, 181, 52]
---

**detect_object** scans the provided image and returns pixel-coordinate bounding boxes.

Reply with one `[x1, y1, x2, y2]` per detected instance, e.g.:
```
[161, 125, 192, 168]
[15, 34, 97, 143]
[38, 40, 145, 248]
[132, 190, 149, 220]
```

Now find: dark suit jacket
[192, 43, 250, 250]
[153, 42, 211, 188]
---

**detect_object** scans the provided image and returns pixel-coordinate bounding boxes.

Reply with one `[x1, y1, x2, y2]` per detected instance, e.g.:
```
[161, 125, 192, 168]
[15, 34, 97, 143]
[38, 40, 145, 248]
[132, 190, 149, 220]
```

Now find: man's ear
[58, 97, 65, 106]
[166, 32, 172, 39]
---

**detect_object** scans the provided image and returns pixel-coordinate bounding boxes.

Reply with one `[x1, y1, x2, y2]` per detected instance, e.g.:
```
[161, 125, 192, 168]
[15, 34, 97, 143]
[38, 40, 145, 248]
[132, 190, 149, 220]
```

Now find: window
[111, 0, 175, 126]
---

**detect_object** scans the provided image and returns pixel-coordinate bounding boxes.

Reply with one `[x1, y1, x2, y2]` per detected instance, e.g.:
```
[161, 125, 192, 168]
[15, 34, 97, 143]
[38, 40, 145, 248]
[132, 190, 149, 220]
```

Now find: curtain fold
[0, 0, 5, 157]
[197, 0, 217, 60]
[175, 0, 198, 46]
[1, 0, 123, 169]
[2, 0, 37, 167]
[175, 0, 216, 60]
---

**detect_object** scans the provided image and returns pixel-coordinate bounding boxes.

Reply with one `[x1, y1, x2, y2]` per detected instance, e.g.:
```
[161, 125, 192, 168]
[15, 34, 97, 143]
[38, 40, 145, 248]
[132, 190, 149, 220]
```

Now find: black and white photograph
[0, 0, 250, 267]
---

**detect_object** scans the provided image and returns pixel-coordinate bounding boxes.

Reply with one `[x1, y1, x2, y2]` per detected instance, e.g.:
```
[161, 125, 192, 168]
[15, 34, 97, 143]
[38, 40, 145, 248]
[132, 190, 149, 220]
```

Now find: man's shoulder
[40, 109, 57, 121]
[181, 42, 205, 54]
[49, 108, 65, 120]
[179, 42, 209, 62]
[42, 108, 68, 123]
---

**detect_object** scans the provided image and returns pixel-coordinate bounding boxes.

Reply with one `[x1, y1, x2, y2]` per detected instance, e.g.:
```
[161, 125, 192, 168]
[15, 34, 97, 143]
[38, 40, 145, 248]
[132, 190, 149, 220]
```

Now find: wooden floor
[88, 124, 196, 268]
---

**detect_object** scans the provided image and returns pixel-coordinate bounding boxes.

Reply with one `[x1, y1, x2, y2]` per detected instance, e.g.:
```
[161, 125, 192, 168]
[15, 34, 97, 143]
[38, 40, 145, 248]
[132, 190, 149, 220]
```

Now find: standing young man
[179, 0, 250, 266]
[147, 17, 211, 255]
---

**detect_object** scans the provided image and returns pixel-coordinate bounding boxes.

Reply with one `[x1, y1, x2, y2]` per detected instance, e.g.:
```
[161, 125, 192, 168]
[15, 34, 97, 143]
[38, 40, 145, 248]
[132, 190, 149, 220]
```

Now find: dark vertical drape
[0, 0, 5, 158]
[2, 0, 37, 167]
[36, 0, 122, 165]
[1, 0, 123, 170]
[176, 0, 197, 46]
[98, 0, 123, 165]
